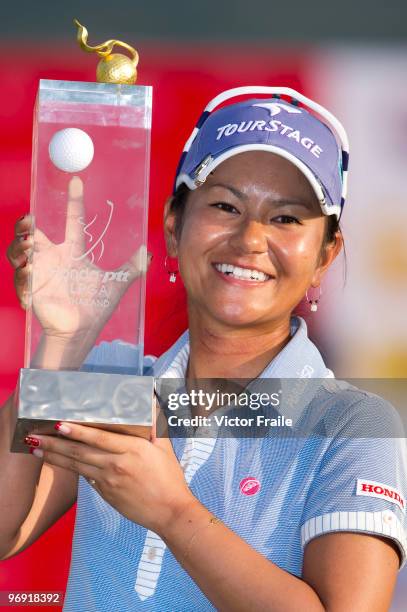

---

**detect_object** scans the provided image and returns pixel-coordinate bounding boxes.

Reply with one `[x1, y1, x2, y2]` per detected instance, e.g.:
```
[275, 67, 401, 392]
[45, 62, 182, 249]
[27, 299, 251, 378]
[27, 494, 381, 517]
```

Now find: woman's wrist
[31, 331, 96, 370]
[159, 495, 214, 551]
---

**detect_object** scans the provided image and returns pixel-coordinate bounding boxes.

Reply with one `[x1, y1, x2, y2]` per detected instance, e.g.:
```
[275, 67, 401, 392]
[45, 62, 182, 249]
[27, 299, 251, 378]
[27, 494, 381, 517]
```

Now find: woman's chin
[188, 295, 282, 329]
[206, 306, 270, 329]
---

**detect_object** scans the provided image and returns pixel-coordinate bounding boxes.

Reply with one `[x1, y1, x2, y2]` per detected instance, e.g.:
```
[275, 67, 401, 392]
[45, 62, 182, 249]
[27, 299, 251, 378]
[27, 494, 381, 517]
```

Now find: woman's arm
[25, 422, 401, 611]
[303, 532, 399, 611]
[1, 202, 103, 558]
[1, 183, 150, 559]
[0, 335, 85, 560]
[0, 393, 50, 558]
[0, 458, 78, 560]
[162, 499, 399, 612]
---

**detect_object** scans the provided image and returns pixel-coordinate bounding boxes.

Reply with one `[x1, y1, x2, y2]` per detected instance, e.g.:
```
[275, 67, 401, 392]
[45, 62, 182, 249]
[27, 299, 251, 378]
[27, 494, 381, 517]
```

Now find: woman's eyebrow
[208, 184, 312, 209]
[208, 183, 246, 199]
[272, 199, 313, 209]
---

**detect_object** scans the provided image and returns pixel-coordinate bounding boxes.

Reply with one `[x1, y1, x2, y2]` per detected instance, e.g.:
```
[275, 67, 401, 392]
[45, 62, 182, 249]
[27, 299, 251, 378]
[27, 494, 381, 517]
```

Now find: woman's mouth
[213, 263, 271, 283]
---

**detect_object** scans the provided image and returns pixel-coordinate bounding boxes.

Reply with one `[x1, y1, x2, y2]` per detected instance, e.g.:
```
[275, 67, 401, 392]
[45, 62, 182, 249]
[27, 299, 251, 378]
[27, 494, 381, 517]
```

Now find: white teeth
[214, 263, 269, 282]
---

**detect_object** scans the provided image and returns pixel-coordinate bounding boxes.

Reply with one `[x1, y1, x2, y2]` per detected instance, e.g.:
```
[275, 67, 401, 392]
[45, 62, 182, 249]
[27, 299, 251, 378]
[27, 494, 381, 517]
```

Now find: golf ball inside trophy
[49, 127, 94, 173]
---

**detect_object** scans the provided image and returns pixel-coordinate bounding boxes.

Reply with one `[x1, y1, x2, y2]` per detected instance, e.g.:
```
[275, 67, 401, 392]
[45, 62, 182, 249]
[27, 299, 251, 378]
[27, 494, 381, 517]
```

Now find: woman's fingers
[7, 214, 56, 310]
[27, 433, 112, 469]
[43, 422, 137, 455]
[7, 214, 34, 269]
[30, 447, 102, 484]
[6, 235, 33, 269]
[120, 245, 152, 282]
[33, 227, 52, 250]
[151, 394, 170, 441]
[15, 213, 32, 237]
[7, 215, 34, 308]
[65, 176, 85, 254]
[14, 263, 32, 309]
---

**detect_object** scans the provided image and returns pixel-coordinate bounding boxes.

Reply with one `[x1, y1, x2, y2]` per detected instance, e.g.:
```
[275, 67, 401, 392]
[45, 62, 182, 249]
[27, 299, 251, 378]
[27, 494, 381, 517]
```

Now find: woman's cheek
[179, 219, 232, 260]
[272, 234, 321, 280]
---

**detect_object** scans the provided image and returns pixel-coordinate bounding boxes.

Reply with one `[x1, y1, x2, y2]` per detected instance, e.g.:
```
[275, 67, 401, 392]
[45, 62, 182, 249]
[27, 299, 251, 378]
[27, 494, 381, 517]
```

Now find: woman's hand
[25, 417, 196, 536]
[7, 176, 151, 343]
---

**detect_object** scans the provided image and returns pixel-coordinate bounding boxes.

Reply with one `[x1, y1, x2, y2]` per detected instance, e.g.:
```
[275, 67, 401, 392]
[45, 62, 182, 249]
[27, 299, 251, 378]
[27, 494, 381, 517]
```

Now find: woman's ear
[311, 231, 343, 287]
[163, 196, 178, 257]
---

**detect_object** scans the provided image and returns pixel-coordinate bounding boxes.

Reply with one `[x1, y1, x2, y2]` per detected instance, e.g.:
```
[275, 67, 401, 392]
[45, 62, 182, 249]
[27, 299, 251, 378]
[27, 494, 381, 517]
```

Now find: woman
[1, 87, 406, 611]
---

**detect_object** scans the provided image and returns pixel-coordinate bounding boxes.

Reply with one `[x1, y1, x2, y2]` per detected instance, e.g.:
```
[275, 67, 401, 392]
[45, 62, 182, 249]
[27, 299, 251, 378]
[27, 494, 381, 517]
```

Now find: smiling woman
[166, 152, 341, 350]
[1, 86, 406, 612]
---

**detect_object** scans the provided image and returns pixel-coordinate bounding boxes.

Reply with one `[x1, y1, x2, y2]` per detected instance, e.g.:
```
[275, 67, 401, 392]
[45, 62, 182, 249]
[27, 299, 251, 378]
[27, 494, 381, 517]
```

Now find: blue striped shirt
[63, 317, 407, 611]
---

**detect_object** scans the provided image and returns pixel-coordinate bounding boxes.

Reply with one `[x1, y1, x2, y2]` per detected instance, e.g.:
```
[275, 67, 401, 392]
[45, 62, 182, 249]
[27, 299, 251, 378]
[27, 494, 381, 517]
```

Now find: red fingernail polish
[54, 422, 71, 434]
[24, 436, 40, 447]
[20, 258, 28, 269]
[18, 214, 27, 221]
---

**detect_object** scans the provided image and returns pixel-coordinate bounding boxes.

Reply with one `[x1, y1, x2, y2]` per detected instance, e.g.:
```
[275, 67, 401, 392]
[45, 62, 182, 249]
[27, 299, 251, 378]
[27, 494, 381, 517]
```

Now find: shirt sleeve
[300, 393, 407, 568]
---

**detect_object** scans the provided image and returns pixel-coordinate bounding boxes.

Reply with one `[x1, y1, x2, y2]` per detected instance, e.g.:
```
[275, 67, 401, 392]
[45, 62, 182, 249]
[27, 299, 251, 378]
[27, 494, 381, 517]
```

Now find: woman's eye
[273, 215, 301, 225]
[210, 202, 239, 214]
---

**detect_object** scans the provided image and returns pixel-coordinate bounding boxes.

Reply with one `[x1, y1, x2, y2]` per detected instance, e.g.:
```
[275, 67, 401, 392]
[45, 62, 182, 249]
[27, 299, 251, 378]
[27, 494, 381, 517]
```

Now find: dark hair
[324, 215, 340, 245]
[170, 183, 191, 239]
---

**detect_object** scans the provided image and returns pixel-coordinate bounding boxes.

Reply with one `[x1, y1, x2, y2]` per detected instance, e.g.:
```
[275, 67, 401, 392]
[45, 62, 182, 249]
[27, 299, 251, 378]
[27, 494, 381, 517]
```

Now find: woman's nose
[229, 219, 268, 254]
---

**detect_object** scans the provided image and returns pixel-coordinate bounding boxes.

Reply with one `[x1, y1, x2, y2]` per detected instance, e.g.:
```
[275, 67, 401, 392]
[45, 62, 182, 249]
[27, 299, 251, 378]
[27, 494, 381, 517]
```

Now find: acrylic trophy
[11, 21, 154, 452]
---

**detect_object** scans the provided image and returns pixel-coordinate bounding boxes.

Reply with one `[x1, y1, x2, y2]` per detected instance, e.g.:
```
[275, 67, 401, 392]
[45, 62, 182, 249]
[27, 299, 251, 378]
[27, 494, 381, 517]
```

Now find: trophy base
[11, 368, 155, 453]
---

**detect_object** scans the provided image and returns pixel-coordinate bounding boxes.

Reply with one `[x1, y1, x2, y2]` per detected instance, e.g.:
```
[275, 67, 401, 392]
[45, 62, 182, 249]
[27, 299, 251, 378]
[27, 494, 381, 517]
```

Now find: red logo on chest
[239, 477, 261, 496]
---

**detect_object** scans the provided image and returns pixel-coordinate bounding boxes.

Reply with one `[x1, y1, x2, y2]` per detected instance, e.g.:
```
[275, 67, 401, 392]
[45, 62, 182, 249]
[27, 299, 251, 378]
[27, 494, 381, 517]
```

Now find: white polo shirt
[63, 317, 407, 611]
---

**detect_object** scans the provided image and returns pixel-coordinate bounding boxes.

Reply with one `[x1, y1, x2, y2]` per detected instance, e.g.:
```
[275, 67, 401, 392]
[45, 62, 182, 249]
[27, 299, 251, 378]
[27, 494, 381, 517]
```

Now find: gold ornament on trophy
[73, 19, 139, 84]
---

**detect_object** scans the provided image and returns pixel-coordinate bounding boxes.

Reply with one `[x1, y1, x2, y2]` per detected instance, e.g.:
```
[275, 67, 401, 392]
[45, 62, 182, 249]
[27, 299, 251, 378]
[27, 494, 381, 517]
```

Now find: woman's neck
[186, 310, 292, 380]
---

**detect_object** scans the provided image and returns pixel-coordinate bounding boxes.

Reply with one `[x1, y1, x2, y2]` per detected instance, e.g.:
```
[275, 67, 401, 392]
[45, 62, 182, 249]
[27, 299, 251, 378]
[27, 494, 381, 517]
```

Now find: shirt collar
[153, 317, 331, 377]
[152, 316, 333, 425]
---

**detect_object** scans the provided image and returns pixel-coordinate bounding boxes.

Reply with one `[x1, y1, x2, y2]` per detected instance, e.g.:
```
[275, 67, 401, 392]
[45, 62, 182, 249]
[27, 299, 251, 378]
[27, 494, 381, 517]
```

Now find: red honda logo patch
[356, 479, 405, 513]
[239, 477, 260, 496]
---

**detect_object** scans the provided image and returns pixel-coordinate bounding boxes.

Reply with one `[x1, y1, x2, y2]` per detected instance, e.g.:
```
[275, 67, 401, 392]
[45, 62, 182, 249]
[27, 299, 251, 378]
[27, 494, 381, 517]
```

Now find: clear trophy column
[12, 78, 154, 452]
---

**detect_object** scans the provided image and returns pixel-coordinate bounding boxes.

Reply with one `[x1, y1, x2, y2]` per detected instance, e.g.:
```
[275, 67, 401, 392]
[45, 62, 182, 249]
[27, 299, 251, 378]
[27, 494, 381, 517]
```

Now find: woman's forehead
[204, 151, 319, 205]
